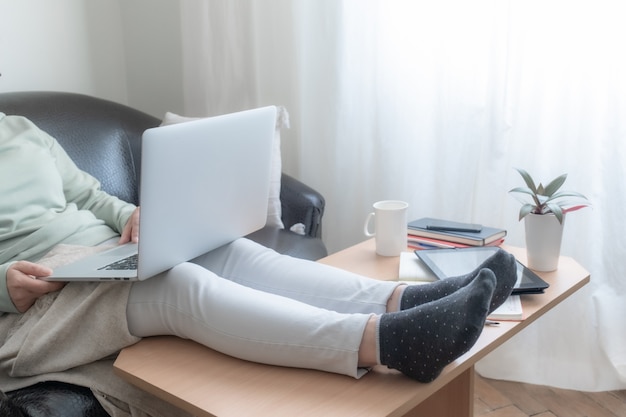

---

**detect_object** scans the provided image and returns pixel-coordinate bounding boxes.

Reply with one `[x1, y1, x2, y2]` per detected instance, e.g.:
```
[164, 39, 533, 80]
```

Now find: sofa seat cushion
[246, 227, 328, 261]
[3, 382, 109, 417]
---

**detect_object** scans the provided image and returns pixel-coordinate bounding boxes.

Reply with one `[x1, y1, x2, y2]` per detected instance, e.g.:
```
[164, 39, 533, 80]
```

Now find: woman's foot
[379, 269, 495, 382]
[400, 248, 517, 313]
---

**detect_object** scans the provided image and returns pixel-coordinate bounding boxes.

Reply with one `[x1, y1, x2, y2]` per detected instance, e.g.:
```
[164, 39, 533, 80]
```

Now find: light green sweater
[0, 113, 136, 313]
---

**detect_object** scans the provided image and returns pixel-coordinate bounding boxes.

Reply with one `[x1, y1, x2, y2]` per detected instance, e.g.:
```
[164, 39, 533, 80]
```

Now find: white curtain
[179, 0, 626, 391]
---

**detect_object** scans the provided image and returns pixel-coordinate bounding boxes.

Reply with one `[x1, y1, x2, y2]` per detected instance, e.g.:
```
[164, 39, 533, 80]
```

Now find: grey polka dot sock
[378, 269, 495, 383]
[400, 248, 517, 314]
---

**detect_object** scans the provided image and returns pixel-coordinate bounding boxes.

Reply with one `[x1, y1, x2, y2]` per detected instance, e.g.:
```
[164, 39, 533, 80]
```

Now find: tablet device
[414, 247, 549, 295]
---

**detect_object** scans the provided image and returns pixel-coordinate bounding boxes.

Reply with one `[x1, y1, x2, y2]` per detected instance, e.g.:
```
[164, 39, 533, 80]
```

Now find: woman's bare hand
[119, 207, 140, 244]
[6, 261, 65, 313]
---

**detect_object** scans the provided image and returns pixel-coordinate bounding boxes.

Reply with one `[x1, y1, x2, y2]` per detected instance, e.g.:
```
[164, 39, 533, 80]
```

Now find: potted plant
[509, 168, 590, 271]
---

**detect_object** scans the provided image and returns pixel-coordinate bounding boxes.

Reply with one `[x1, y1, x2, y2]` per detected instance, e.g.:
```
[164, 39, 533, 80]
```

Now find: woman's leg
[126, 262, 495, 382]
[400, 248, 518, 313]
[127, 262, 371, 378]
[189, 238, 400, 315]
[377, 269, 496, 382]
[190, 239, 517, 315]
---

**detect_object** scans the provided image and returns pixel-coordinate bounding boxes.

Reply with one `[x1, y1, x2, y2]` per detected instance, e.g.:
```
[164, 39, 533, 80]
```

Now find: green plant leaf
[510, 167, 590, 222]
[519, 203, 535, 221]
[509, 186, 535, 196]
[542, 173, 568, 197]
[514, 167, 538, 193]
[546, 202, 564, 223]
[547, 190, 589, 201]
[563, 205, 590, 214]
[537, 183, 545, 195]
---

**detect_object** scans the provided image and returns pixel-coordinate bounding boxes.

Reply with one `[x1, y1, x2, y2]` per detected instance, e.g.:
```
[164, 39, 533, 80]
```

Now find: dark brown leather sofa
[0, 91, 327, 416]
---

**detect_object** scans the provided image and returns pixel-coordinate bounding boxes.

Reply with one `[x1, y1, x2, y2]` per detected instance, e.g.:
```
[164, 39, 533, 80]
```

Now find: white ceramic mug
[363, 200, 409, 256]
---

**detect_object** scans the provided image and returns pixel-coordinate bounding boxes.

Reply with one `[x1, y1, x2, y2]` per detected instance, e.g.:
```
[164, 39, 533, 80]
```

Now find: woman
[0, 112, 516, 414]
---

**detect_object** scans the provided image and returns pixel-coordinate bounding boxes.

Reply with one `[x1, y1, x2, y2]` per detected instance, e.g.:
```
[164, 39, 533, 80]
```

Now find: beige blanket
[0, 245, 193, 417]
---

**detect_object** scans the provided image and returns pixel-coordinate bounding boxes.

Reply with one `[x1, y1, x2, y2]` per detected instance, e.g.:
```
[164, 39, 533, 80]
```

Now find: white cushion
[160, 107, 289, 229]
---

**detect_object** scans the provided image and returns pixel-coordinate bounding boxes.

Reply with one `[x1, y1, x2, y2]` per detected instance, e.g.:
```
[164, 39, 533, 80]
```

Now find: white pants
[126, 238, 399, 378]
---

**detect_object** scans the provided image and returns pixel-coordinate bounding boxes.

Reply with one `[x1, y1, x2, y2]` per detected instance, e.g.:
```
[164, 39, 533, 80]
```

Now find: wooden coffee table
[114, 241, 589, 417]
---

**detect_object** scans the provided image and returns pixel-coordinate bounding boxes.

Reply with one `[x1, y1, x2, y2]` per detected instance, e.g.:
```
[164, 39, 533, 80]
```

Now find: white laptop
[45, 106, 276, 281]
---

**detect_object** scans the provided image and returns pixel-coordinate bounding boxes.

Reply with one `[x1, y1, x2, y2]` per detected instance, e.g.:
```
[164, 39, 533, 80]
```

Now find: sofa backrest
[0, 91, 160, 205]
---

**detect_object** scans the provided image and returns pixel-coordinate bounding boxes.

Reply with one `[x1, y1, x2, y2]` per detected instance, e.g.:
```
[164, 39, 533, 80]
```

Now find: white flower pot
[524, 213, 565, 272]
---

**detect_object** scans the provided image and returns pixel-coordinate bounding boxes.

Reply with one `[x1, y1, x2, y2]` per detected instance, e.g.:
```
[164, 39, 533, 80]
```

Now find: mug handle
[364, 212, 376, 237]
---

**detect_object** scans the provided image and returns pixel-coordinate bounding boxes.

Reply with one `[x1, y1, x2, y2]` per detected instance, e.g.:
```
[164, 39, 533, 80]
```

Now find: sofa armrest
[280, 173, 325, 238]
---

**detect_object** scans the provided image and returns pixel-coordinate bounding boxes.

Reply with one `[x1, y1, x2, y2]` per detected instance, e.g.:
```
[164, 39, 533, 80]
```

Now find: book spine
[485, 238, 505, 247]
[407, 228, 485, 246]
[407, 235, 471, 249]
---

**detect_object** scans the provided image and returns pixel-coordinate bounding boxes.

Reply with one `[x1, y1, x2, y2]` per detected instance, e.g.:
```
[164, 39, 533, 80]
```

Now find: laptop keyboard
[99, 254, 139, 271]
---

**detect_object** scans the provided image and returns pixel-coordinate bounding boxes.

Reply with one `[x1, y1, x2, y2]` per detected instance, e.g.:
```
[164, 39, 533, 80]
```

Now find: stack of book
[407, 217, 506, 250]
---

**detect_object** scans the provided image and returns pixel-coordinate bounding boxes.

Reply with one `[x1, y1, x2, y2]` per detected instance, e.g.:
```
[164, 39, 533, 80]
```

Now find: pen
[485, 320, 500, 326]
[416, 243, 439, 250]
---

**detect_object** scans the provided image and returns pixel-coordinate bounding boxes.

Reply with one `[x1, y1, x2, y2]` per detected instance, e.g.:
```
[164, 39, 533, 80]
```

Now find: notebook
[45, 106, 276, 281]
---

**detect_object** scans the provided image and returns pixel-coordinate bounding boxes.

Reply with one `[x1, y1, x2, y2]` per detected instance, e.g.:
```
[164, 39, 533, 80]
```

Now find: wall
[0, 0, 127, 104]
[118, 0, 184, 118]
[0, 0, 185, 118]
